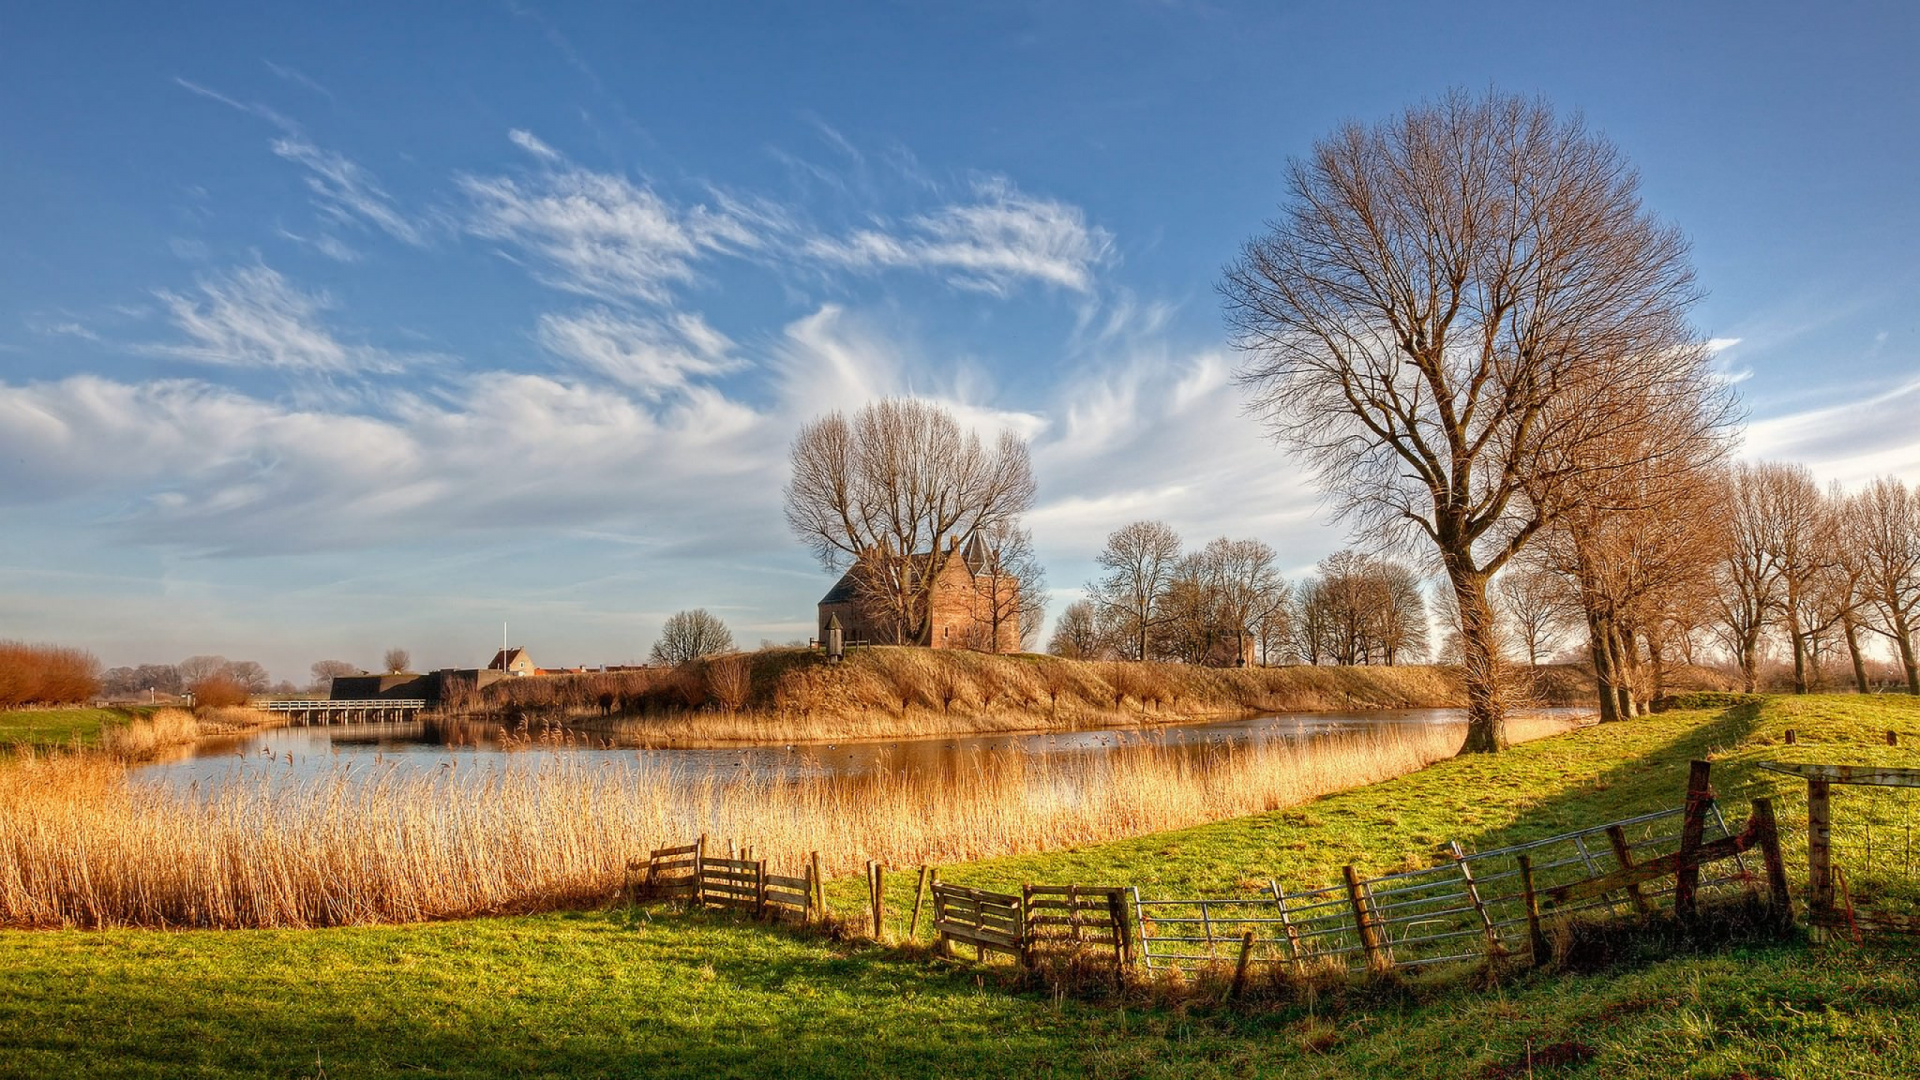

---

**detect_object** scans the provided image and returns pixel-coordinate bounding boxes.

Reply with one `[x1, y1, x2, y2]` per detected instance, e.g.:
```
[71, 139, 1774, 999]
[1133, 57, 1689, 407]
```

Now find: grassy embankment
[482, 646, 1594, 744]
[0, 706, 150, 749]
[3, 694, 1918, 1078]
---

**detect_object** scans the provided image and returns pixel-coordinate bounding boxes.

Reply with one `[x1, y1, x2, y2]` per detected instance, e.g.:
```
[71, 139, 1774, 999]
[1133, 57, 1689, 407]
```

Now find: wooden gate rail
[1022, 885, 1132, 968]
[697, 856, 767, 914]
[634, 839, 702, 900]
[932, 883, 1024, 961]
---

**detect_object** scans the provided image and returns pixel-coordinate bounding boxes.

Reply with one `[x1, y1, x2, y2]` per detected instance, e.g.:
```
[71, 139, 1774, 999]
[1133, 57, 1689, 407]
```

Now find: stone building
[817, 535, 1020, 653]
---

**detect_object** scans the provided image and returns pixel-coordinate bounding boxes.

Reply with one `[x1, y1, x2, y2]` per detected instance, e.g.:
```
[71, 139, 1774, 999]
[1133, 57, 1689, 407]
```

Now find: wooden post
[908, 865, 931, 940]
[754, 858, 767, 919]
[868, 861, 885, 940]
[694, 834, 708, 908]
[1518, 854, 1548, 967]
[1450, 841, 1501, 955]
[1109, 888, 1133, 970]
[1808, 778, 1833, 925]
[1785, 729, 1796, 745]
[1342, 865, 1389, 974]
[1270, 880, 1303, 970]
[1229, 930, 1256, 998]
[1674, 760, 1713, 921]
[1604, 825, 1652, 915]
[1750, 797, 1793, 925]
[1889, 729, 1899, 747]
[810, 850, 824, 920]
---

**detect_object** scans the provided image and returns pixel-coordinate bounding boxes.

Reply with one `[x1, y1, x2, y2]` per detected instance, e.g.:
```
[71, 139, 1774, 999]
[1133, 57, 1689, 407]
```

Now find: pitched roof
[819, 568, 861, 606]
[487, 647, 530, 670]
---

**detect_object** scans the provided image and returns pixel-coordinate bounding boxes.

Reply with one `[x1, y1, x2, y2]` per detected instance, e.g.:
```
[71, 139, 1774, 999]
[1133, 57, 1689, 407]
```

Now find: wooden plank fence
[932, 883, 1025, 961]
[622, 760, 1826, 981]
[1022, 885, 1132, 969]
[1135, 760, 1783, 975]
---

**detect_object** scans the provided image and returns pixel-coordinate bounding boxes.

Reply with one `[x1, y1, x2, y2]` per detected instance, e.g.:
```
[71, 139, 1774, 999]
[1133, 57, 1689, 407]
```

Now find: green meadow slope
[3, 694, 1917, 1079]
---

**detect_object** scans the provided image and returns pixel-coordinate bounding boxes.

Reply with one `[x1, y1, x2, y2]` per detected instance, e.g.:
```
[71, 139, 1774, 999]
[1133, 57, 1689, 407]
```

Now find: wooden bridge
[262, 699, 428, 725]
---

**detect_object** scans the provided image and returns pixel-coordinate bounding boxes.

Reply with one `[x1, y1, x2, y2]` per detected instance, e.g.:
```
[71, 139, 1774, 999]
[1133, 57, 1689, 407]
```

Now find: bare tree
[1749, 463, 1838, 695]
[1088, 520, 1183, 661]
[177, 655, 231, 687]
[971, 521, 1047, 653]
[1223, 89, 1730, 751]
[1047, 599, 1106, 659]
[786, 398, 1036, 645]
[1713, 464, 1782, 692]
[310, 659, 358, 692]
[1495, 567, 1571, 667]
[650, 609, 735, 666]
[1294, 551, 1426, 666]
[1850, 477, 1920, 694]
[383, 648, 412, 674]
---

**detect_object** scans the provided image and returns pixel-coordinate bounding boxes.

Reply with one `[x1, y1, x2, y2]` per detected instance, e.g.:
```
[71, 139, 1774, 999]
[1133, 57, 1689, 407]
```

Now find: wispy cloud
[460, 163, 758, 305]
[537, 307, 740, 397]
[1742, 372, 1920, 487]
[152, 264, 402, 374]
[270, 135, 422, 246]
[177, 77, 423, 250]
[262, 60, 334, 100]
[802, 176, 1114, 294]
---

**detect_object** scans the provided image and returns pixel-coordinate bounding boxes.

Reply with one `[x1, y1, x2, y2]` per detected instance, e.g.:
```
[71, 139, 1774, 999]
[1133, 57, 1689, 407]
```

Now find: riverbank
[2, 694, 1915, 1077]
[493, 649, 1595, 745]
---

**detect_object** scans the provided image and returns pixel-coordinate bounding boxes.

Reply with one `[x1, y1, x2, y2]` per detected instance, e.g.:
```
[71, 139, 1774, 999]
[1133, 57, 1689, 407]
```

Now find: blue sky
[3, 2, 1917, 681]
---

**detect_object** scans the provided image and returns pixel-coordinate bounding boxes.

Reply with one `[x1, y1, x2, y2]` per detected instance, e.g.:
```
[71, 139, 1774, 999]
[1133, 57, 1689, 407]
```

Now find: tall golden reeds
[0, 712, 1578, 929]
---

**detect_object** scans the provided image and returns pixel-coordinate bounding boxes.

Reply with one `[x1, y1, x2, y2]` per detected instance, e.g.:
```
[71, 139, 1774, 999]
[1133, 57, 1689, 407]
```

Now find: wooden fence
[630, 760, 1804, 980]
[1134, 760, 1788, 974]
[631, 837, 817, 922]
[1761, 761, 1920, 937]
[931, 883, 1025, 961]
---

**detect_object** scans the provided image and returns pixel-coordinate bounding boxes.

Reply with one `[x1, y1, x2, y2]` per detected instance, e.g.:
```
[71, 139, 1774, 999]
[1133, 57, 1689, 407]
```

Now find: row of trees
[99, 655, 284, 703]
[0, 642, 102, 707]
[1049, 524, 1428, 668]
[1472, 463, 1920, 721]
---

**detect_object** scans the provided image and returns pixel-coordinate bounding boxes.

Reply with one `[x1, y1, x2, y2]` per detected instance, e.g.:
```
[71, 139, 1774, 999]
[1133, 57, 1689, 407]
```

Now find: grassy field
[2, 694, 1918, 1078]
[0, 706, 149, 749]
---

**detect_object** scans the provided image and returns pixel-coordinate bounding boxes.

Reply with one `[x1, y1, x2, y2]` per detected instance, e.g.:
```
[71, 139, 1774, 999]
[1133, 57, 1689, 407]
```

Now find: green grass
[0, 706, 150, 749]
[4, 694, 1920, 1079]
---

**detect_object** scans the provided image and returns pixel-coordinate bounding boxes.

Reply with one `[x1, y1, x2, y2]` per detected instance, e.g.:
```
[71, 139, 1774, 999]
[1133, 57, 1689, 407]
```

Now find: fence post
[1342, 865, 1389, 974]
[1109, 887, 1133, 970]
[868, 861, 885, 941]
[909, 865, 931, 940]
[1449, 841, 1501, 956]
[695, 834, 708, 908]
[1808, 778, 1833, 926]
[1604, 825, 1652, 915]
[1674, 760, 1713, 921]
[754, 858, 767, 919]
[1270, 879, 1303, 970]
[1230, 930, 1256, 999]
[810, 850, 824, 921]
[1518, 854, 1548, 967]
[1750, 797, 1793, 925]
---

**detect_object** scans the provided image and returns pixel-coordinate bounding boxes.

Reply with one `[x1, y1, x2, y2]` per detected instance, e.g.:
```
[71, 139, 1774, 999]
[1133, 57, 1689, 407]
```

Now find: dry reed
[0, 712, 1578, 930]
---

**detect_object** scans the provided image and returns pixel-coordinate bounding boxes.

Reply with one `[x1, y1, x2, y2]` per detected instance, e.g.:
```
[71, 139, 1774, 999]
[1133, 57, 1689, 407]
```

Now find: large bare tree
[1850, 477, 1920, 694]
[1222, 89, 1727, 752]
[1088, 520, 1183, 661]
[786, 398, 1036, 645]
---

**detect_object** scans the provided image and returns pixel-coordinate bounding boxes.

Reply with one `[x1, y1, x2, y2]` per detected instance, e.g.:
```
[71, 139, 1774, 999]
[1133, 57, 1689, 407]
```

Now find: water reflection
[139, 708, 1591, 790]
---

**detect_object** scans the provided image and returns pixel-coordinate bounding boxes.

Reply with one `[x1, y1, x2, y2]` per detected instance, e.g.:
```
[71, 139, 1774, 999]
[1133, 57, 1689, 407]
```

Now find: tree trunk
[1844, 616, 1870, 694]
[1451, 567, 1507, 753]
[1895, 614, 1920, 696]
[1789, 620, 1810, 696]
[1739, 633, 1759, 694]
[1589, 610, 1620, 724]
[1609, 622, 1637, 718]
